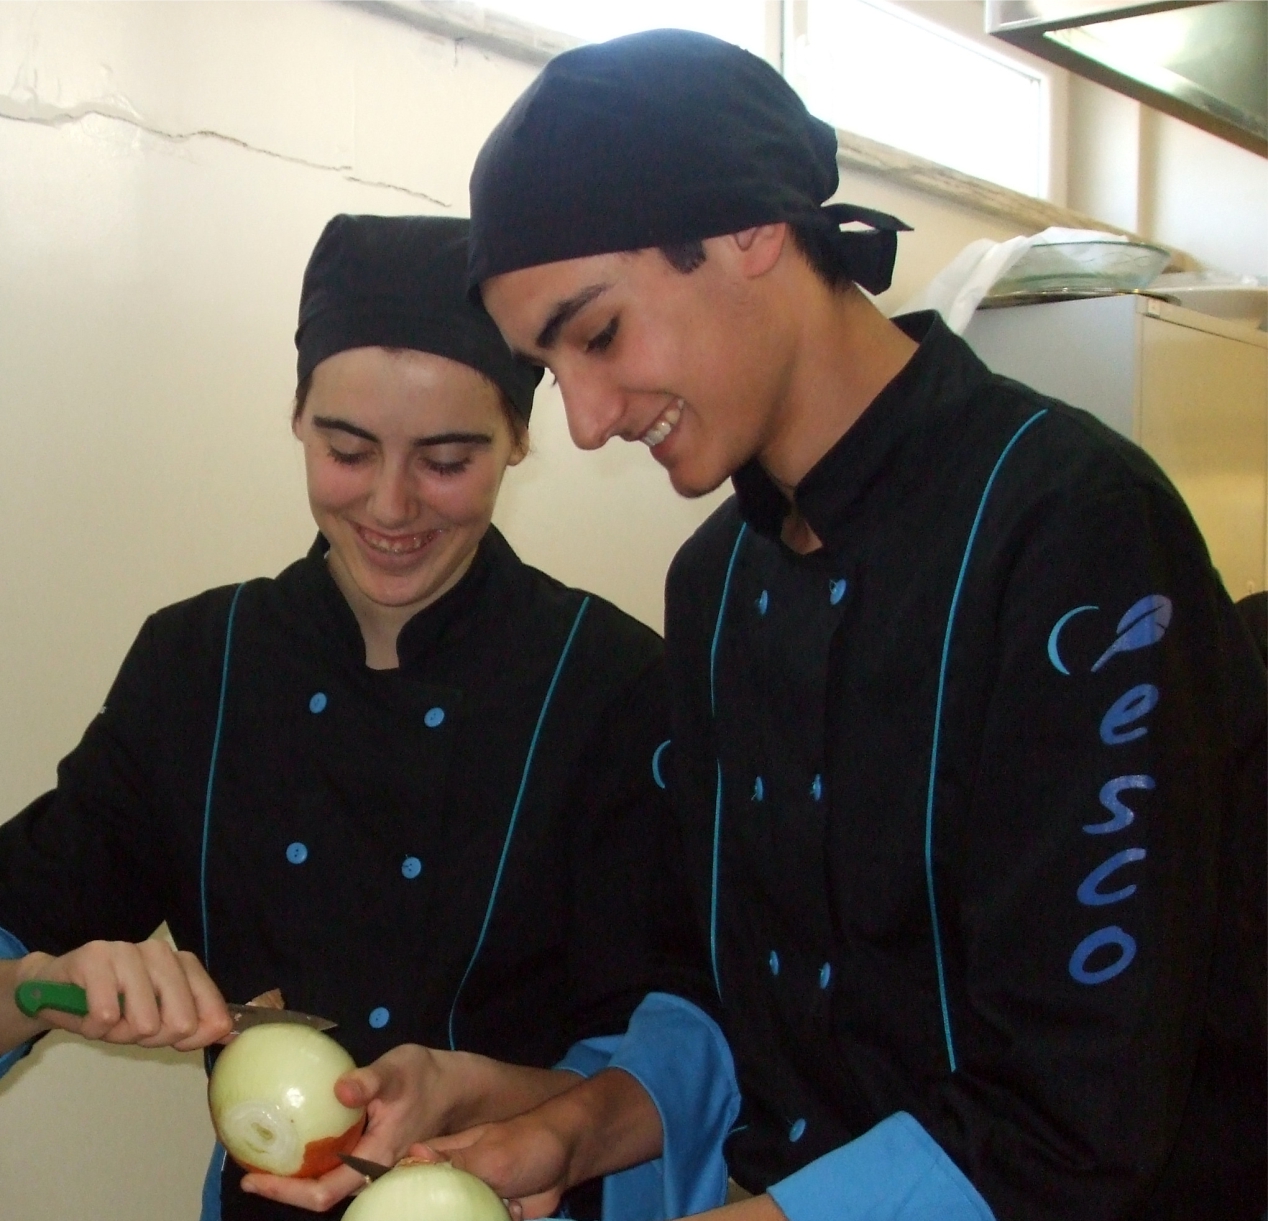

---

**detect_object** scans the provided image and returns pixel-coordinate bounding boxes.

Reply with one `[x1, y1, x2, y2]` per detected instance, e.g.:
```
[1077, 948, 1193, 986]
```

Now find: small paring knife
[14, 980, 337, 1032]
[339, 1152, 394, 1181]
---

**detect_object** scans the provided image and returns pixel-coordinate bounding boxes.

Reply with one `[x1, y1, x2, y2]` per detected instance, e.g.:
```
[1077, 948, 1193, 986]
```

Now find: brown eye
[425, 458, 471, 477]
[328, 447, 369, 466]
[585, 318, 618, 354]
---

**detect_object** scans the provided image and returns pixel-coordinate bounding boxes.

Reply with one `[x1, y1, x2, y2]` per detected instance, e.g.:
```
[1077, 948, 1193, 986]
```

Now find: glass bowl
[990, 240, 1171, 296]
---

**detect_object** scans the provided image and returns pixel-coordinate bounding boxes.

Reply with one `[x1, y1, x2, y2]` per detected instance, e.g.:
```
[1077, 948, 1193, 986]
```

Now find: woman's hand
[3, 939, 232, 1053]
[240, 1044, 458, 1212]
[239, 1045, 578, 1212]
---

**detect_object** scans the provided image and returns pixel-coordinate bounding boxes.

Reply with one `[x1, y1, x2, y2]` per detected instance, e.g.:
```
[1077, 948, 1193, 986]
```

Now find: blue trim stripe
[447, 597, 591, 1049]
[925, 409, 1047, 1073]
[651, 739, 671, 790]
[200, 1142, 227, 1221]
[709, 526, 748, 718]
[201, 582, 246, 971]
[0, 926, 33, 1080]
[707, 525, 748, 998]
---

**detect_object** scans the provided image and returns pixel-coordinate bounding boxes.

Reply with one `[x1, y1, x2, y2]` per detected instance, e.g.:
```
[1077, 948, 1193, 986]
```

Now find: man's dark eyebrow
[311, 418, 492, 448]
[535, 284, 610, 350]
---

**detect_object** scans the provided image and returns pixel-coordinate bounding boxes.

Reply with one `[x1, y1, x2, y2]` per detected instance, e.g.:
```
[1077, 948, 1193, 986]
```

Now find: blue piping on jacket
[707, 525, 748, 1000]
[201, 583, 246, 972]
[925, 409, 1047, 1073]
[447, 597, 591, 1049]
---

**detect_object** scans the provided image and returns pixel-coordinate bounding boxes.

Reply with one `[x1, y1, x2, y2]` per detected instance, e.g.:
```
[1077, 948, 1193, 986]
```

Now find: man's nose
[556, 371, 625, 451]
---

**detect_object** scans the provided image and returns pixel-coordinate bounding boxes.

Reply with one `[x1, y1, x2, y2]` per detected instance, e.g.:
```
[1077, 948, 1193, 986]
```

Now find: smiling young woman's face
[294, 346, 525, 628]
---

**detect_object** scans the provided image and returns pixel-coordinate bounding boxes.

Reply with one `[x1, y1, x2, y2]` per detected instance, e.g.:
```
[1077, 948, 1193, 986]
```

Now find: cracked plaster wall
[0, 5, 728, 1219]
[6, 3, 1254, 1215]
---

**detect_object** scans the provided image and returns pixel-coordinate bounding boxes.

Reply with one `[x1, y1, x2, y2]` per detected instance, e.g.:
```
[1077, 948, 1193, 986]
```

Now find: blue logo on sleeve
[1091, 595, 1172, 673]
[1047, 594, 1172, 676]
[1051, 594, 1170, 986]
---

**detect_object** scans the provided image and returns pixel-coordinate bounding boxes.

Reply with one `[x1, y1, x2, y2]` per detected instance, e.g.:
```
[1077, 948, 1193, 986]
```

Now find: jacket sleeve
[0, 614, 182, 974]
[884, 477, 1266, 1220]
[559, 636, 715, 1046]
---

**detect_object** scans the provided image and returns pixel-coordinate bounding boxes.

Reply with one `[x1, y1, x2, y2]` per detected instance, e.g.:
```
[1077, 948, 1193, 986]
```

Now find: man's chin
[664, 459, 731, 500]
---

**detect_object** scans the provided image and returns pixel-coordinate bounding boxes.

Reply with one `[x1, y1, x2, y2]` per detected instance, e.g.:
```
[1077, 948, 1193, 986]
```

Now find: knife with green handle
[14, 980, 337, 1031]
[14, 980, 91, 1019]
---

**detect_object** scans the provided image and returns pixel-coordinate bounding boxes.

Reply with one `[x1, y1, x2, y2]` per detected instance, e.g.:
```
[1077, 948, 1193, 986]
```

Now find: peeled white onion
[344, 1162, 509, 1221]
[208, 1023, 366, 1177]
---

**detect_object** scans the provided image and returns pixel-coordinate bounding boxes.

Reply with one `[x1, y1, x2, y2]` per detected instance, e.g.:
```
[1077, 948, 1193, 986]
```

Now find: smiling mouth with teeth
[356, 526, 441, 556]
[640, 399, 683, 448]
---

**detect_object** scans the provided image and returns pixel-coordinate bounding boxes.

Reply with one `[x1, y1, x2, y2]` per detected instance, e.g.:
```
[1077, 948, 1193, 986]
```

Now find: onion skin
[208, 1023, 366, 1178]
[344, 1162, 510, 1221]
[234, 1113, 366, 1179]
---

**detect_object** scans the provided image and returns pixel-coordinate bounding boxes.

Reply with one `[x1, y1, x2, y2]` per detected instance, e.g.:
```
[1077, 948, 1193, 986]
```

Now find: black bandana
[468, 29, 909, 294]
[296, 214, 542, 418]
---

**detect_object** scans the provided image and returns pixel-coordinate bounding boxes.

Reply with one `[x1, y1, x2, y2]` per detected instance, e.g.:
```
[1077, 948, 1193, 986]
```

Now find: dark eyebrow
[413, 431, 493, 447]
[313, 416, 377, 443]
[312, 417, 492, 448]
[535, 284, 611, 350]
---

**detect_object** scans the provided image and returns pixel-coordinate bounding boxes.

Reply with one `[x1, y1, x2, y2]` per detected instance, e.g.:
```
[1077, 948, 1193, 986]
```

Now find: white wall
[2, 3, 1226, 1218]
[1065, 74, 1268, 279]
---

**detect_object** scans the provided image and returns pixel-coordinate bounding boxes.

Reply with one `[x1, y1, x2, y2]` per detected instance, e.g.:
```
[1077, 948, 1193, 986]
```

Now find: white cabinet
[964, 294, 1268, 598]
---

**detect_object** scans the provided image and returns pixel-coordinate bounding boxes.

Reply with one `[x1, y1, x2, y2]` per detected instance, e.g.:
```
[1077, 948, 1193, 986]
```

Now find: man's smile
[639, 398, 683, 448]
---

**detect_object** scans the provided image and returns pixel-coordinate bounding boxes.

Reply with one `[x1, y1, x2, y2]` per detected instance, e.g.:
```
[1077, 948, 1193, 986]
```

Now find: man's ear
[729, 223, 788, 278]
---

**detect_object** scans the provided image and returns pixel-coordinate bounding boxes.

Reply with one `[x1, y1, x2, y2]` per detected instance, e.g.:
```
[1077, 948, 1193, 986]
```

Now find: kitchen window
[481, 0, 1054, 200]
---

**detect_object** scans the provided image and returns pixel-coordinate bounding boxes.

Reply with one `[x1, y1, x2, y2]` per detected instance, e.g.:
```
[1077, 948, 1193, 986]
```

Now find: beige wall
[4, 2, 1257, 1218]
[1067, 73, 1268, 279]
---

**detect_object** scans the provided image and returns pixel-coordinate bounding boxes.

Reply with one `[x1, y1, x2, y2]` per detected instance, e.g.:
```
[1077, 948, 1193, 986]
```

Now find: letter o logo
[1069, 925, 1137, 985]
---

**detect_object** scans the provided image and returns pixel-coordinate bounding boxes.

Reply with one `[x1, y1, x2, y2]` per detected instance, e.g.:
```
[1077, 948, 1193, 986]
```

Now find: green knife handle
[14, 980, 91, 1019]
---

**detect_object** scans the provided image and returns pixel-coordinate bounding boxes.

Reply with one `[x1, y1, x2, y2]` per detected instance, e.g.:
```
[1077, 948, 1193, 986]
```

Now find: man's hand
[410, 1067, 665, 1219]
[2, 939, 232, 1054]
[411, 1114, 574, 1220]
[239, 1045, 578, 1212]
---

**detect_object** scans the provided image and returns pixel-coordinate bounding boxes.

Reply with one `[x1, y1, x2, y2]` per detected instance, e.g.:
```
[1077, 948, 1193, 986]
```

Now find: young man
[419, 29, 1266, 1221]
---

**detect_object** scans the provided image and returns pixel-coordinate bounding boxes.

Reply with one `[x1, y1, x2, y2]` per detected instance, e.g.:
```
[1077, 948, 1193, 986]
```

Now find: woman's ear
[507, 432, 529, 466]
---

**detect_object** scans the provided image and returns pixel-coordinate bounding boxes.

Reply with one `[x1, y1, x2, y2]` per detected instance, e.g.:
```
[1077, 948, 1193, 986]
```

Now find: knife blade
[228, 1003, 336, 1032]
[14, 980, 336, 1031]
[338, 1152, 393, 1181]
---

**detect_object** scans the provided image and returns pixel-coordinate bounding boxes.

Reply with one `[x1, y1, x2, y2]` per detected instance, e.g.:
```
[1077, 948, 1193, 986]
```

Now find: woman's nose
[369, 462, 415, 525]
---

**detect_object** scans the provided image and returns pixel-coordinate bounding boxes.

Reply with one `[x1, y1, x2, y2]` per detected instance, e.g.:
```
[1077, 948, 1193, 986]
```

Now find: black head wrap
[468, 29, 910, 295]
[296, 214, 542, 419]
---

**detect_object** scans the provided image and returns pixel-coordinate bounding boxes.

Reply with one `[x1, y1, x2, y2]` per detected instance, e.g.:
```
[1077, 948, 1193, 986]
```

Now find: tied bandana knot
[819, 204, 913, 295]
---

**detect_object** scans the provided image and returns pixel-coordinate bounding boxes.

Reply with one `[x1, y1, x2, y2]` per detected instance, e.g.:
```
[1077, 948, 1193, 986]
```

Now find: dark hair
[292, 356, 529, 451]
[658, 240, 707, 274]
[657, 222, 853, 290]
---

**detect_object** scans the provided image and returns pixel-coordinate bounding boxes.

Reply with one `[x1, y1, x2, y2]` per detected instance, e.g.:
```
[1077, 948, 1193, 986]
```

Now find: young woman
[0, 214, 677, 1220]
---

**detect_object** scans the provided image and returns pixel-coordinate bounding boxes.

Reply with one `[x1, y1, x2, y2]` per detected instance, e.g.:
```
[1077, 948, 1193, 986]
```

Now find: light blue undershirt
[768, 1112, 995, 1221]
[556, 991, 740, 1221]
[587, 993, 993, 1221]
[0, 925, 34, 1079]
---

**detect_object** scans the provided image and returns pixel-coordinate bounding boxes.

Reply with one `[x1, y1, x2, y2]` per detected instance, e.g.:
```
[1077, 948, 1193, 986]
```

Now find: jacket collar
[296, 526, 505, 670]
[731, 311, 991, 550]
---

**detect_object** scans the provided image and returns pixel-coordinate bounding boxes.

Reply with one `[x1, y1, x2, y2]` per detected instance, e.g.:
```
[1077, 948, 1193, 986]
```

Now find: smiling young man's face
[480, 230, 794, 499]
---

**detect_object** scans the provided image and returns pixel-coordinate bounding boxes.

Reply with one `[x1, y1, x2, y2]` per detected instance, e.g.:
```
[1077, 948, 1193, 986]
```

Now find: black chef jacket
[0, 526, 675, 1220]
[660, 313, 1266, 1220]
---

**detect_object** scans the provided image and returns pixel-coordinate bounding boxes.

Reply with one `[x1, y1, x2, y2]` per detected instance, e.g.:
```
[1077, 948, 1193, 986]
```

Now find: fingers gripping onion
[345, 1162, 509, 1221]
[208, 1024, 365, 1177]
